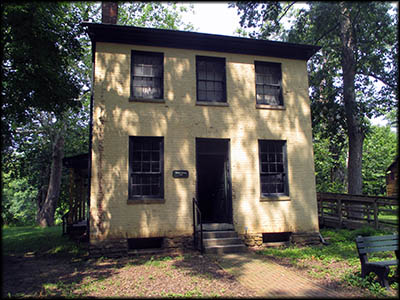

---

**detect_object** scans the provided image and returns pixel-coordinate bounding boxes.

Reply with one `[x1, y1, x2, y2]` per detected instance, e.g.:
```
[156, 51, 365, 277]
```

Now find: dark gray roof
[81, 22, 320, 61]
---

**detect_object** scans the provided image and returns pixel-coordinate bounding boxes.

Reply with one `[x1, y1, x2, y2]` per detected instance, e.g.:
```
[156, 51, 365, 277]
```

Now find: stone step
[203, 230, 238, 239]
[202, 223, 234, 231]
[204, 244, 247, 254]
[203, 237, 243, 247]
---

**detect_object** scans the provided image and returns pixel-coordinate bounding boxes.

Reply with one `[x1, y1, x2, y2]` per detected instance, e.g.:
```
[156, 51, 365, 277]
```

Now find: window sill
[196, 101, 229, 107]
[129, 98, 165, 104]
[127, 198, 165, 205]
[260, 195, 290, 202]
[256, 104, 285, 110]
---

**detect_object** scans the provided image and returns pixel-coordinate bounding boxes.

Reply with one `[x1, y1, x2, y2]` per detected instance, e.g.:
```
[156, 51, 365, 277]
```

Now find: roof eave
[81, 22, 321, 61]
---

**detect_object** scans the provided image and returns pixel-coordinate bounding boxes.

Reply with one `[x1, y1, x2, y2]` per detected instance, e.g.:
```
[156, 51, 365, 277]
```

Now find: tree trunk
[37, 132, 65, 227]
[339, 2, 364, 196]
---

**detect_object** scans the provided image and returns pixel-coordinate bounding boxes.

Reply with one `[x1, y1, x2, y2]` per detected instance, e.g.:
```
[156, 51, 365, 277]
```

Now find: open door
[196, 138, 232, 223]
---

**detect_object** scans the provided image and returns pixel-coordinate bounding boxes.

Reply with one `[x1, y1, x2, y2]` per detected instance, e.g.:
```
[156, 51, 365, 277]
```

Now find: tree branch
[358, 71, 396, 89]
[277, 1, 297, 23]
[315, 22, 340, 44]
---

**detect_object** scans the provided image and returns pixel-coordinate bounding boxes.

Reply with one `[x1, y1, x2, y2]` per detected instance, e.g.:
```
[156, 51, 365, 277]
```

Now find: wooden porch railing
[317, 192, 398, 230]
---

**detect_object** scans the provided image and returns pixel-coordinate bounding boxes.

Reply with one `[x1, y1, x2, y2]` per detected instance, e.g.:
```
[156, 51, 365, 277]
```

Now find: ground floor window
[258, 140, 288, 196]
[129, 136, 164, 199]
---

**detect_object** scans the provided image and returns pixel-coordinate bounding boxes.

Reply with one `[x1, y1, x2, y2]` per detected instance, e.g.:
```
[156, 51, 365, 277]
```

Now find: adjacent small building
[81, 10, 321, 255]
[386, 157, 398, 197]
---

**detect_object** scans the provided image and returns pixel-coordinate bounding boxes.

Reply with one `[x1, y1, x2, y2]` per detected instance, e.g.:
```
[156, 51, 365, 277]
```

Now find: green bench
[355, 234, 398, 289]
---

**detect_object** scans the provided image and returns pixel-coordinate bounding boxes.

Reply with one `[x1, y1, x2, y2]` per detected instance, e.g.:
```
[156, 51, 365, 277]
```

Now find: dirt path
[2, 253, 256, 298]
[3, 250, 393, 298]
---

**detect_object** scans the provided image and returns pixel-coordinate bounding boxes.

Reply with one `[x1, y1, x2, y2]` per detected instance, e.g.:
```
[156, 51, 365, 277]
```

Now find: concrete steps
[202, 223, 247, 254]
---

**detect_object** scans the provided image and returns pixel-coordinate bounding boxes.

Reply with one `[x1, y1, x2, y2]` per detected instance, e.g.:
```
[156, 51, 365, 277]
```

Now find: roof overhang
[81, 22, 321, 61]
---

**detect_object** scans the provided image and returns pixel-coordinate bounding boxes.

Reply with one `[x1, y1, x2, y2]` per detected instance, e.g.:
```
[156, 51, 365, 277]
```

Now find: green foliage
[1, 2, 85, 150]
[344, 272, 389, 297]
[313, 131, 347, 193]
[118, 2, 195, 30]
[313, 124, 398, 195]
[362, 125, 397, 195]
[2, 225, 85, 257]
[2, 172, 37, 226]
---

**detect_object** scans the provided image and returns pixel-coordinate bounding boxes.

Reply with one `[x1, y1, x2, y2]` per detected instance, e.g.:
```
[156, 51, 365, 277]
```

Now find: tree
[231, 2, 398, 194]
[1, 2, 84, 150]
[1, 2, 195, 227]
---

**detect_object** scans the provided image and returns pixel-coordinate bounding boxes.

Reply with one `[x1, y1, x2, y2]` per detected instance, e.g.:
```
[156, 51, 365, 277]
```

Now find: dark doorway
[196, 138, 232, 224]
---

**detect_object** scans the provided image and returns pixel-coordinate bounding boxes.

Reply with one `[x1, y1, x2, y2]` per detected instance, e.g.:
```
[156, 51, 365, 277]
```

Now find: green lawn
[2, 225, 85, 257]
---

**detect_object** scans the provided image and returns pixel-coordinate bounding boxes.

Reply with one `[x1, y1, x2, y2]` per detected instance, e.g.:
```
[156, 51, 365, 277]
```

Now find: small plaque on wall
[172, 170, 189, 178]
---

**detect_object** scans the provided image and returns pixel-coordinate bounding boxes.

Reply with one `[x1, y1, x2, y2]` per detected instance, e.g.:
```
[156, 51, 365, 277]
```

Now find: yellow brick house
[82, 19, 321, 255]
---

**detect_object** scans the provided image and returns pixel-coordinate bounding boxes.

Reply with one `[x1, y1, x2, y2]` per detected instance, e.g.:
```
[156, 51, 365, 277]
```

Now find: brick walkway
[211, 252, 343, 298]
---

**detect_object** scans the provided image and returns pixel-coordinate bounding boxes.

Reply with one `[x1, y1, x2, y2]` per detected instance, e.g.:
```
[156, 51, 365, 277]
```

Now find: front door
[196, 138, 232, 223]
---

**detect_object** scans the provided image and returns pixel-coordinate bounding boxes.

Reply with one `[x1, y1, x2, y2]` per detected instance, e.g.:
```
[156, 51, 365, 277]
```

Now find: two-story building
[82, 10, 321, 255]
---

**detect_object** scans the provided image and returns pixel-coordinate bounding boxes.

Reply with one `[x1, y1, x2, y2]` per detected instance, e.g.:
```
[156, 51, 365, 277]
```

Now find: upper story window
[129, 136, 164, 199]
[196, 56, 226, 103]
[259, 140, 288, 197]
[131, 51, 163, 100]
[255, 61, 283, 106]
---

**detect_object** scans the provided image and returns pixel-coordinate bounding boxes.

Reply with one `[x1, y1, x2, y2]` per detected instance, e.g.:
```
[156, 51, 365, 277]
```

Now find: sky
[183, 2, 240, 36]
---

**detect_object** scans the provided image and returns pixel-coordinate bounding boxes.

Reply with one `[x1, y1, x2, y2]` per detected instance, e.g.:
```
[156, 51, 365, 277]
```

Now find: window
[259, 140, 288, 196]
[131, 51, 163, 100]
[129, 137, 163, 199]
[196, 56, 226, 102]
[255, 61, 283, 106]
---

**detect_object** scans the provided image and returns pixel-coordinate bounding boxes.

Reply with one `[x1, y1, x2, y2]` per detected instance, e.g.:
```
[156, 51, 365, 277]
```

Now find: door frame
[195, 138, 233, 224]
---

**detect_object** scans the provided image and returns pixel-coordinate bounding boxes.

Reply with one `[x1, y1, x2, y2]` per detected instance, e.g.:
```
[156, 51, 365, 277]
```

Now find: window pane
[131, 52, 163, 100]
[133, 65, 144, 76]
[151, 162, 159, 172]
[197, 57, 225, 102]
[215, 91, 223, 101]
[259, 140, 287, 195]
[142, 185, 151, 195]
[143, 152, 150, 161]
[206, 70, 214, 81]
[133, 87, 143, 98]
[152, 151, 160, 161]
[131, 184, 140, 196]
[132, 162, 141, 172]
[198, 90, 206, 101]
[198, 71, 206, 80]
[261, 163, 268, 173]
[151, 185, 160, 195]
[142, 162, 150, 172]
[215, 82, 223, 91]
[151, 176, 160, 184]
[198, 81, 206, 90]
[132, 174, 141, 184]
[215, 70, 223, 81]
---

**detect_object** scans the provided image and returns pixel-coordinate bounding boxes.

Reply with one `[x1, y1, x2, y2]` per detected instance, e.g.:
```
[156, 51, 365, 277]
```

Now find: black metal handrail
[192, 197, 203, 254]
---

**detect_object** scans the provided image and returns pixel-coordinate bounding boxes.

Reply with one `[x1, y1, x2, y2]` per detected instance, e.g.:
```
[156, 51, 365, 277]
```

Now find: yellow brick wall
[90, 42, 319, 243]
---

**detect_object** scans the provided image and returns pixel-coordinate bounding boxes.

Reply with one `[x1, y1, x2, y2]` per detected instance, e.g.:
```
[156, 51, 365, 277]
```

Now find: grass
[257, 226, 398, 297]
[2, 225, 86, 257]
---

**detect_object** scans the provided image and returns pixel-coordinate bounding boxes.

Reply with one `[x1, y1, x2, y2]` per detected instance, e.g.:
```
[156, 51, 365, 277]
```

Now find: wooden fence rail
[317, 192, 398, 230]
